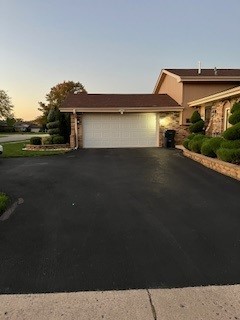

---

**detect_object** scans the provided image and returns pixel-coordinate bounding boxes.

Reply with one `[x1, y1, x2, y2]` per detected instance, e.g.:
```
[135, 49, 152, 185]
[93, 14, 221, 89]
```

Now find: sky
[1, 0, 240, 120]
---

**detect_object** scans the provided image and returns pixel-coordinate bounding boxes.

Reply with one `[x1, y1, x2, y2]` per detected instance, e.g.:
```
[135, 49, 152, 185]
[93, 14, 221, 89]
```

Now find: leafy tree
[0, 90, 14, 119]
[38, 81, 86, 141]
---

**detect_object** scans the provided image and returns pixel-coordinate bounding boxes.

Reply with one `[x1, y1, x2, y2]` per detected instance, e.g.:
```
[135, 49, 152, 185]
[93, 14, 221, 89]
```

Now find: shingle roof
[61, 93, 180, 109]
[166, 69, 240, 77]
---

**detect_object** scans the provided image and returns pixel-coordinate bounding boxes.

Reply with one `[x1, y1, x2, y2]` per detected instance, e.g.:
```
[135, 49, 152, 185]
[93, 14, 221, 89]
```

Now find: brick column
[77, 114, 83, 148]
[70, 113, 76, 148]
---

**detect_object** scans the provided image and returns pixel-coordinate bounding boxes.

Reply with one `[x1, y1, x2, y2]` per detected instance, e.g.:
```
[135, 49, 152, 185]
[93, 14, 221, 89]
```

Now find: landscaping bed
[1, 142, 68, 157]
[181, 147, 240, 181]
[25, 144, 70, 151]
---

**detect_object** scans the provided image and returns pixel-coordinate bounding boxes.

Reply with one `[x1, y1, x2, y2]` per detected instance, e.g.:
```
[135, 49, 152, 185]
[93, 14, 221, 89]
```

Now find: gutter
[60, 107, 183, 113]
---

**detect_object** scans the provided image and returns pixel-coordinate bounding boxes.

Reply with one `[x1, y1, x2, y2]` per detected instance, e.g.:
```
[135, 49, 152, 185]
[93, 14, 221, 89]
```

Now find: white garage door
[82, 113, 158, 148]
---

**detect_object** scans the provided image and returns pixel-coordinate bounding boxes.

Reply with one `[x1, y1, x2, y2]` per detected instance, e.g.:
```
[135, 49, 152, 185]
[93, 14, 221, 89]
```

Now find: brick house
[60, 68, 240, 149]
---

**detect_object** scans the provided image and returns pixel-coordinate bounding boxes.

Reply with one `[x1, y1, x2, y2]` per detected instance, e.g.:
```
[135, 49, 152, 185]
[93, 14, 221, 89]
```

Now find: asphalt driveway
[0, 148, 240, 294]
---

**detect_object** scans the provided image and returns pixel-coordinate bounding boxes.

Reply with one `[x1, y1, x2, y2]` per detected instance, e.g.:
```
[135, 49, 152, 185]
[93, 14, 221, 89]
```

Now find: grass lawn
[0, 193, 10, 215]
[1, 142, 67, 158]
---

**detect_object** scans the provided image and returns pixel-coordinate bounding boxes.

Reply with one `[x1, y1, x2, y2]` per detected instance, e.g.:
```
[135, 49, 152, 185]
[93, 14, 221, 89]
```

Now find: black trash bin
[164, 130, 176, 148]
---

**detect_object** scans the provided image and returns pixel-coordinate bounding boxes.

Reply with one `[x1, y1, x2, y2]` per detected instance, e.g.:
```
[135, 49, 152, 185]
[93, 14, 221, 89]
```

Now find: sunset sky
[1, 0, 240, 120]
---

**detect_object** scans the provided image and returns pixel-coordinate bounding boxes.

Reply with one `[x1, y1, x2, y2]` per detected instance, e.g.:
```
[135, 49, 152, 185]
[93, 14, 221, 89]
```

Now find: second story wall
[158, 74, 183, 105]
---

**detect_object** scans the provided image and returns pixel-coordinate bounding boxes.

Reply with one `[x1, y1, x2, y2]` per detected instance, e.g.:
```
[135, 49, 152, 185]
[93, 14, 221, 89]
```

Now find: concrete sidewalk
[0, 285, 240, 320]
[0, 134, 48, 143]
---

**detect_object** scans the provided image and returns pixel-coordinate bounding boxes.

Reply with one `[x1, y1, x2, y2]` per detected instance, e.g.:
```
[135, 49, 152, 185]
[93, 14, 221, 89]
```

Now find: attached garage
[60, 93, 183, 149]
[82, 113, 158, 148]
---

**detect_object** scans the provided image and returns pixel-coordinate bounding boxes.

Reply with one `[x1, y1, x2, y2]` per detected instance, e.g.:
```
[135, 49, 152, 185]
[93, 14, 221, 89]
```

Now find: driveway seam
[146, 289, 157, 320]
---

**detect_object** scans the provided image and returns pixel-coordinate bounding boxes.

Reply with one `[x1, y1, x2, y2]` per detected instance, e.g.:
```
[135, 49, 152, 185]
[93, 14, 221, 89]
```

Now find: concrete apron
[1, 285, 240, 320]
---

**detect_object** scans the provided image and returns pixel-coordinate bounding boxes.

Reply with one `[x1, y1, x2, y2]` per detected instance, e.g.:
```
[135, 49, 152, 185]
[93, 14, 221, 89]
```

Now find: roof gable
[153, 68, 240, 93]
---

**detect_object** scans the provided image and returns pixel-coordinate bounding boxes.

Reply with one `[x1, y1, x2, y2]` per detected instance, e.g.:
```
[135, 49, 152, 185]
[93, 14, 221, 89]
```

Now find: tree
[0, 90, 13, 119]
[38, 81, 86, 141]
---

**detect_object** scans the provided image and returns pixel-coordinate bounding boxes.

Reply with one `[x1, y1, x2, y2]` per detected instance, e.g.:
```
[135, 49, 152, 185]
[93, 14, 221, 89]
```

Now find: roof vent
[214, 67, 218, 75]
[198, 61, 201, 75]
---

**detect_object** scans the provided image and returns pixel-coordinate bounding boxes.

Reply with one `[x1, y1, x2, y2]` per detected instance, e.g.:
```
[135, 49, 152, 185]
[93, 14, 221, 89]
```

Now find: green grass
[1, 141, 67, 158]
[0, 193, 10, 215]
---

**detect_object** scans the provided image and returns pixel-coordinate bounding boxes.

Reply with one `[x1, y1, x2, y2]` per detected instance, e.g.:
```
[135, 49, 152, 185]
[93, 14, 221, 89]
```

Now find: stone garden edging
[24, 144, 70, 151]
[176, 146, 240, 181]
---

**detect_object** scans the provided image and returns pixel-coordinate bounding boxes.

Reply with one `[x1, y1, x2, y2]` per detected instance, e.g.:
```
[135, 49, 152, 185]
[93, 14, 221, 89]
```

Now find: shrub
[0, 193, 10, 214]
[201, 137, 223, 158]
[221, 139, 240, 149]
[189, 119, 204, 133]
[47, 107, 60, 136]
[231, 102, 240, 114]
[52, 135, 65, 144]
[42, 136, 53, 145]
[222, 122, 240, 140]
[190, 111, 202, 123]
[188, 135, 207, 153]
[228, 111, 240, 125]
[217, 148, 240, 164]
[30, 137, 42, 145]
[46, 120, 60, 129]
[183, 139, 190, 149]
[188, 133, 196, 140]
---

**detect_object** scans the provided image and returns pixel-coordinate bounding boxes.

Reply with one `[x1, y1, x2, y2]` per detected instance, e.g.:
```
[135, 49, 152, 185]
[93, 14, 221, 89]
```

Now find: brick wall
[159, 112, 189, 146]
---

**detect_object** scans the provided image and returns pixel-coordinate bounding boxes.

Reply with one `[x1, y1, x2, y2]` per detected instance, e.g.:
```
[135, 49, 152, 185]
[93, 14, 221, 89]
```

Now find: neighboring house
[188, 86, 240, 136]
[60, 68, 240, 149]
[30, 124, 41, 133]
[14, 122, 31, 132]
[14, 122, 41, 133]
[60, 93, 182, 148]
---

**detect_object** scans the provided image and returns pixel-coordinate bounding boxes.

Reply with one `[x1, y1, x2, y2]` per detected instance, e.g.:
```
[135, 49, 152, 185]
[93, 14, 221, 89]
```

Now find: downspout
[73, 109, 78, 149]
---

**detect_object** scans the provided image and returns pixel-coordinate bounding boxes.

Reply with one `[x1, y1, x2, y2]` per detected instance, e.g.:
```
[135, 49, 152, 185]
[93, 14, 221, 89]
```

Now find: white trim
[188, 86, 240, 107]
[153, 69, 181, 93]
[156, 113, 160, 146]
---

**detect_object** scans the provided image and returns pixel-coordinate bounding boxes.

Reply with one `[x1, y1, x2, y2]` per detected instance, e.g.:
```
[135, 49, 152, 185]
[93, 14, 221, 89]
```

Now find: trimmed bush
[46, 120, 60, 129]
[48, 128, 60, 135]
[201, 137, 223, 158]
[217, 148, 240, 164]
[30, 136, 42, 145]
[188, 135, 207, 153]
[231, 102, 240, 114]
[221, 139, 240, 149]
[222, 122, 240, 140]
[228, 111, 240, 125]
[189, 111, 205, 134]
[190, 111, 202, 123]
[189, 119, 204, 133]
[47, 107, 60, 136]
[52, 135, 65, 144]
[183, 139, 190, 149]
[42, 136, 53, 145]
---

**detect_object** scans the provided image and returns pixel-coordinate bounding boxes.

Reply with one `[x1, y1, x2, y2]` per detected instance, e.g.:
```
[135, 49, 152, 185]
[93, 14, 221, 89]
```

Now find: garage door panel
[83, 113, 158, 148]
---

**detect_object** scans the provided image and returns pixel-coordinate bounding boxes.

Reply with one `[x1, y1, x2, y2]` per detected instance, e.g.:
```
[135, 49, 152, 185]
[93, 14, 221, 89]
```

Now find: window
[205, 106, 212, 127]
[224, 108, 231, 130]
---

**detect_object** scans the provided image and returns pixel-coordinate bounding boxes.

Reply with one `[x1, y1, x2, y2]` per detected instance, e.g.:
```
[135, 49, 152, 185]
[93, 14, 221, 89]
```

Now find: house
[188, 86, 240, 136]
[14, 122, 41, 133]
[60, 68, 240, 149]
